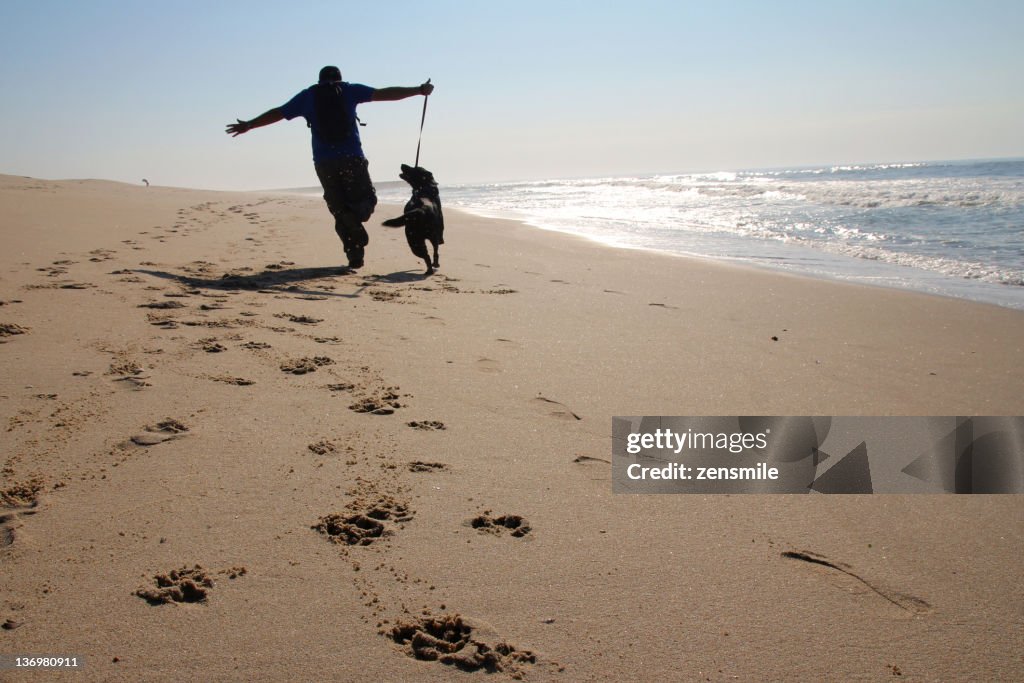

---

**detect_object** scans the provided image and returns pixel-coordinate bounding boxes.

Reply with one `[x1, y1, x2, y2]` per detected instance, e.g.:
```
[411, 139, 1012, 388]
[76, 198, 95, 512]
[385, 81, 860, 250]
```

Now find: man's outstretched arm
[225, 108, 285, 136]
[371, 81, 434, 102]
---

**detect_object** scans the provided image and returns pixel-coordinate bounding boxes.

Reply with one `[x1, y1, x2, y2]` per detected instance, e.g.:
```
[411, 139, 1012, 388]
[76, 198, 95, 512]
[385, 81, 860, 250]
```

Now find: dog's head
[399, 164, 437, 190]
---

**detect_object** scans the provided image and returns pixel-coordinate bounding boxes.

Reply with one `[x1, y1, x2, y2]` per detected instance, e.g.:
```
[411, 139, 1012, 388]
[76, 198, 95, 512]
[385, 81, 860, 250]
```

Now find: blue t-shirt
[280, 82, 375, 163]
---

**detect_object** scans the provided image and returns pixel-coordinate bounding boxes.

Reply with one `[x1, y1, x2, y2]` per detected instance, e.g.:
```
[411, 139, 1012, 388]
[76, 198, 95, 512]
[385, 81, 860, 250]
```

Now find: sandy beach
[1, 174, 1023, 681]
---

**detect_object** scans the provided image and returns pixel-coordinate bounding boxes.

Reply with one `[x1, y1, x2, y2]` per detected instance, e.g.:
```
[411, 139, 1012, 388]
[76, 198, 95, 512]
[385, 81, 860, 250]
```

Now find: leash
[414, 78, 430, 167]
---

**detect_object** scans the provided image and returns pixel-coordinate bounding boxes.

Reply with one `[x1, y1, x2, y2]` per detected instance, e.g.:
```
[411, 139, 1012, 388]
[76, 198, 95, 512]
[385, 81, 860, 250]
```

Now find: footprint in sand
[274, 313, 323, 325]
[129, 418, 189, 446]
[313, 514, 386, 546]
[572, 455, 610, 465]
[348, 387, 405, 415]
[389, 614, 536, 674]
[88, 249, 117, 262]
[407, 420, 446, 431]
[781, 550, 931, 615]
[37, 265, 67, 277]
[312, 496, 413, 546]
[469, 512, 532, 538]
[369, 289, 403, 303]
[1, 479, 45, 548]
[476, 358, 501, 374]
[308, 440, 338, 455]
[208, 375, 255, 386]
[0, 323, 30, 341]
[532, 395, 582, 421]
[280, 356, 334, 375]
[408, 461, 449, 473]
[135, 565, 212, 604]
[107, 359, 151, 389]
[195, 338, 226, 353]
[139, 300, 186, 310]
[134, 565, 246, 605]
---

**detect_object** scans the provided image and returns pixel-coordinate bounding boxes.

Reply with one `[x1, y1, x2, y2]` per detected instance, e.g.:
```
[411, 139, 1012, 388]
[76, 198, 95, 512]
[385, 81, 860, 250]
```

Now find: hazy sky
[2, 1, 1022, 189]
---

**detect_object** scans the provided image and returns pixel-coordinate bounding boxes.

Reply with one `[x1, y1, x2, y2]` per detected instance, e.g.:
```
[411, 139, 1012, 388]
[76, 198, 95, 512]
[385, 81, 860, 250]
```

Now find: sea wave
[434, 159, 1024, 307]
[448, 172, 1024, 212]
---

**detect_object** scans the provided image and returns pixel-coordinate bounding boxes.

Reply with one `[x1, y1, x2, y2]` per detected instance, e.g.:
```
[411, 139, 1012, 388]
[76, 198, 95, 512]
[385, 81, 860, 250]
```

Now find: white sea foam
[379, 160, 1024, 309]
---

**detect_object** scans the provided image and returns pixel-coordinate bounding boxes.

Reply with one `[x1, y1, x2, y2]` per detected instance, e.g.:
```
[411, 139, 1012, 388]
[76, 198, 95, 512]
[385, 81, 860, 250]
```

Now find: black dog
[381, 164, 444, 275]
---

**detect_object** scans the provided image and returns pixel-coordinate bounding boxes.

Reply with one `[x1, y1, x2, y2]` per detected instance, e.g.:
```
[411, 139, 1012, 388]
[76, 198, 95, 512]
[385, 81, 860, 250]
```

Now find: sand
[1, 173, 1022, 681]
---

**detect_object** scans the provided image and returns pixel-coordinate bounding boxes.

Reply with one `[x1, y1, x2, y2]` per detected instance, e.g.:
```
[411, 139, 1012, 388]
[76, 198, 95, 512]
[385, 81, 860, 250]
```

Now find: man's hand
[225, 119, 251, 137]
[224, 109, 283, 137]
[372, 82, 436, 102]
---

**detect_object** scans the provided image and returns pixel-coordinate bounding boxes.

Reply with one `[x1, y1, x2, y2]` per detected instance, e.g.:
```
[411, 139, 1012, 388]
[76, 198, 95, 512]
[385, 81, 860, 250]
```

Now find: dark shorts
[314, 156, 378, 223]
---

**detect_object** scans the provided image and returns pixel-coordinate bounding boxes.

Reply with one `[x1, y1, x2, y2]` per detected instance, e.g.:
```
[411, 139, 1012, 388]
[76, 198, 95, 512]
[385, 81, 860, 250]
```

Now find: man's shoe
[347, 247, 364, 269]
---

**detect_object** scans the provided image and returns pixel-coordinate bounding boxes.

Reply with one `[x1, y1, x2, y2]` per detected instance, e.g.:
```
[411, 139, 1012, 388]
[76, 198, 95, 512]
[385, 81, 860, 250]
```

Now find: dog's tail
[381, 216, 407, 227]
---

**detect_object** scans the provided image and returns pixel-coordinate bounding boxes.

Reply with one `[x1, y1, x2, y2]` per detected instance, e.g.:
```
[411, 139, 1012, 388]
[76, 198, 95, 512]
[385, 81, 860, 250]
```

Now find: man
[226, 66, 434, 269]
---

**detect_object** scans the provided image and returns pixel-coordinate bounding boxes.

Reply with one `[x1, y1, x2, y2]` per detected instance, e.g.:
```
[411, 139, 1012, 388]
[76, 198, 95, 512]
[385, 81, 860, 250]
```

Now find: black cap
[318, 65, 342, 83]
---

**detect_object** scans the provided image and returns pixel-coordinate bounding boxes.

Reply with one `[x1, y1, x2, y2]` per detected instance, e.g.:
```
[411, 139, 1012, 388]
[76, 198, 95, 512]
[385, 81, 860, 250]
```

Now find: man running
[226, 66, 433, 269]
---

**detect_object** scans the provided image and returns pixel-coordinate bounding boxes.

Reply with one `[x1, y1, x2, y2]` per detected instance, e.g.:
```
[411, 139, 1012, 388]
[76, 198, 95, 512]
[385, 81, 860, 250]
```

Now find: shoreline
[1, 174, 1022, 680]
[461, 205, 1024, 313]
[434, 202, 1024, 313]
[365, 159, 1024, 312]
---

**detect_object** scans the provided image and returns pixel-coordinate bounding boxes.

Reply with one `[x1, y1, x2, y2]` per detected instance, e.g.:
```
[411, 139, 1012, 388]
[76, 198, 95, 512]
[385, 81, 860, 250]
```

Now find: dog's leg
[431, 241, 440, 269]
[405, 228, 434, 275]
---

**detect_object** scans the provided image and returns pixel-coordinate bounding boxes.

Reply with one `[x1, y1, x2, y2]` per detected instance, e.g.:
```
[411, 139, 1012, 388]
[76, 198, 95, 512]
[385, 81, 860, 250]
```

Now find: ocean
[374, 158, 1024, 310]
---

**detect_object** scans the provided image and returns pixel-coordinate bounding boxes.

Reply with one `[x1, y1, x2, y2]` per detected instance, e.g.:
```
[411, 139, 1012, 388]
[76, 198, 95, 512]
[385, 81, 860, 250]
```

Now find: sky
[1, 0, 1022, 189]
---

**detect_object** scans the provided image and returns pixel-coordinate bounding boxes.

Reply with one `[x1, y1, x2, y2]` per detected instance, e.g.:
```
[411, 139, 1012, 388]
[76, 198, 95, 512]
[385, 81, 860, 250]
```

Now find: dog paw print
[135, 565, 213, 605]
[469, 512, 531, 538]
[409, 461, 449, 473]
[312, 496, 413, 546]
[1, 477, 45, 548]
[348, 387, 406, 415]
[280, 356, 334, 375]
[389, 614, 537, 674]
[407, 420, 446, 431]
[134, 565, 246, 605]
